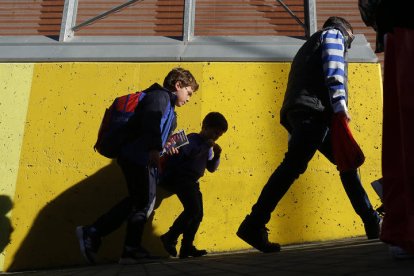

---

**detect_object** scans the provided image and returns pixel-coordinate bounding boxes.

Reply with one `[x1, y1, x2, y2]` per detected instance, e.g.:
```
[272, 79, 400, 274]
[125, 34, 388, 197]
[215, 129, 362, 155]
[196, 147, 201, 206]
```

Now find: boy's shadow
[8, 161, 173, 272]
[0, 195, 14, 254]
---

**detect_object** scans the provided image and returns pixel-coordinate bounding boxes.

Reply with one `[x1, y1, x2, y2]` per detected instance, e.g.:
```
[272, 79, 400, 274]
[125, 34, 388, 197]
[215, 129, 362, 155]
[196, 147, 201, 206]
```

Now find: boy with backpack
[159, 112, 228, 258]
[76, 67, 199, 265]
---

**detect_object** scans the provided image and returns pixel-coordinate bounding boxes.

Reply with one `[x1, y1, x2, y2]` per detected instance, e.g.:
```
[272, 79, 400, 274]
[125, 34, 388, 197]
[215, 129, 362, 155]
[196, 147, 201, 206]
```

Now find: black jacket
[120, 83, 177, 165]
[280, 29, 348, 132]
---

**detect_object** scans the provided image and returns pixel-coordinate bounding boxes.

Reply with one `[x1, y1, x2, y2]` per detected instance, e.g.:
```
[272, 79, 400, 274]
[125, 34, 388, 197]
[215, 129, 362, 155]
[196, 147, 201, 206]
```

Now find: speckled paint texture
[0, 64, 33, 270]
[0, 62, 383, 271]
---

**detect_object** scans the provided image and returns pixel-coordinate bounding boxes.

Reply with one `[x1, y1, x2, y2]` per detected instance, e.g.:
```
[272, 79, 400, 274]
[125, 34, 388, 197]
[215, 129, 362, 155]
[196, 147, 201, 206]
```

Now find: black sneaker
[160, 233, 178, 257]
[119, 246, 160, 265]
[76, 226, 101, 264]
[179, 245, 207, 259]
[237, 216, 281, 253]
[364, 215, 382, 239]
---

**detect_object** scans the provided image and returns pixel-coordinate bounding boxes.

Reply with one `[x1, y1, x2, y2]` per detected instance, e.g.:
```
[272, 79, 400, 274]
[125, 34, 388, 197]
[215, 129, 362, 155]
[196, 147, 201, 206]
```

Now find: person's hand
[213, 143, 222, 157]
[148, 150, 160, 169]
[165, 146, 179, 156]
[163, 141, 179, 156]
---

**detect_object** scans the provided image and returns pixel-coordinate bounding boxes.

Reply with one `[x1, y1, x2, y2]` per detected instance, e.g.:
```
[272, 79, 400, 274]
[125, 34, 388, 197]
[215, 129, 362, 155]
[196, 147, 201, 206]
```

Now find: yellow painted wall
[0, 62, 383, 271]
[0, 64, 34, 270]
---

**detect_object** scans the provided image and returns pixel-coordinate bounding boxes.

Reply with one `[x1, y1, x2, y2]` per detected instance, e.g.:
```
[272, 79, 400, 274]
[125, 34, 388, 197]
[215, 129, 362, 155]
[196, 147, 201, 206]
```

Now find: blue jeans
[250, 111, 378, 226]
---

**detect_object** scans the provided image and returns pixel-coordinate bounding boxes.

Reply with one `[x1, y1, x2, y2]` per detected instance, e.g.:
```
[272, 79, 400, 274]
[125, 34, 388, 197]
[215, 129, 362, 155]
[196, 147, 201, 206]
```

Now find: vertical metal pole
[59, 0, 78, 42]
[304, 0, 317, 38]
[183, 0, 196, 43]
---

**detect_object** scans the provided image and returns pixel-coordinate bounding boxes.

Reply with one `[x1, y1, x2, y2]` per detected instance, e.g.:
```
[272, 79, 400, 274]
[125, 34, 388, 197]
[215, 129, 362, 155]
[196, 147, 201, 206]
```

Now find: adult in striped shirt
[237, 17, 381, 253]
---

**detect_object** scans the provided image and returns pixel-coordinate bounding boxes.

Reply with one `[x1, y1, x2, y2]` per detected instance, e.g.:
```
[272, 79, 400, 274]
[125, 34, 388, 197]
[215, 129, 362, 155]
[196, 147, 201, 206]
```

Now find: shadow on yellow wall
[3, 62, 383, 272]
[7, 162, 172, 271]
[0, 196, 13, 255]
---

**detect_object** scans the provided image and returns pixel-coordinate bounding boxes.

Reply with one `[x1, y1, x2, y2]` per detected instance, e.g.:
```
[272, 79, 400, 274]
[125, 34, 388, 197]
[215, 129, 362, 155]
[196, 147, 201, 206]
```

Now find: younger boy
[76, 67, 198, 265]
[159, 112, 228, 258]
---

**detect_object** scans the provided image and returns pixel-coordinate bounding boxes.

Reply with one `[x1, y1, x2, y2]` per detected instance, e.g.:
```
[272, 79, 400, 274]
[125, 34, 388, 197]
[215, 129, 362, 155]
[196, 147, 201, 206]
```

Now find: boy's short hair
[323, 16, 353, 33]
[163, 67, 199, 92]
[202, 112, 228, 132]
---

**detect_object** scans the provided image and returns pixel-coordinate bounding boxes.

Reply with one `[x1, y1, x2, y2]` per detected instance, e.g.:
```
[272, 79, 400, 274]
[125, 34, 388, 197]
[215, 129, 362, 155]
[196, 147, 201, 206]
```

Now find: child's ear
[174, 81, 182, 91]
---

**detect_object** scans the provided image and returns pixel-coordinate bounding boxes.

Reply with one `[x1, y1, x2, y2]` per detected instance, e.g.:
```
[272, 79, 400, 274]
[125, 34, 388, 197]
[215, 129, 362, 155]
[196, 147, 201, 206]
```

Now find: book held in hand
[161, 129, 189, 156]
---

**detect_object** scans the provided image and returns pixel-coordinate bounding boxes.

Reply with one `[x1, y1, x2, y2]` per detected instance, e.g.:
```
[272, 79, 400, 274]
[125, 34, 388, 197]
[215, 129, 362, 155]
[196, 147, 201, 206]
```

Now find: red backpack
[94, 92, 145, 158]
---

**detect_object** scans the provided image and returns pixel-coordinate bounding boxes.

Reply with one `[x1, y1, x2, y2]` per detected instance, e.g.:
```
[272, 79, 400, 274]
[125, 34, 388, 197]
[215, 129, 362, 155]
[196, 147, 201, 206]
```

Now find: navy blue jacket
[119, 83, 177, 165]
[161, 133, 220, 186]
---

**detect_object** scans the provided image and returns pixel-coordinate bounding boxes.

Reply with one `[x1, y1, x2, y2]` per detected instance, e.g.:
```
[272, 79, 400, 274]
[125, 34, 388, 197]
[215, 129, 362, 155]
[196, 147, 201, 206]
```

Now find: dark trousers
[165, 181, 203, 246]
[250, 111, 378, 226]
[92, 158, 157, 248]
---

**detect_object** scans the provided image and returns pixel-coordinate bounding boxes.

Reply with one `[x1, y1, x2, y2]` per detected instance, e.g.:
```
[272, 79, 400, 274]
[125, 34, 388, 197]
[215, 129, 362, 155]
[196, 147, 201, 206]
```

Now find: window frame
[0, 0, 378, 63]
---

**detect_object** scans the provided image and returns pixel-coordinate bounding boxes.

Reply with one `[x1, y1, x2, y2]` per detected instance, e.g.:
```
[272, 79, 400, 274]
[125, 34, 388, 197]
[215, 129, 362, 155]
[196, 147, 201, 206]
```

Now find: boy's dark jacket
[160, 133, 220, 186]
[119, 83, 177, 165]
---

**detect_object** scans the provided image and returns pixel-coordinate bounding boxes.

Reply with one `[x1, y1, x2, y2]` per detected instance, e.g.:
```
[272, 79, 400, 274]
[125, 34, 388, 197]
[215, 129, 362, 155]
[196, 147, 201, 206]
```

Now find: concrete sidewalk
[3, 238, 414, 275]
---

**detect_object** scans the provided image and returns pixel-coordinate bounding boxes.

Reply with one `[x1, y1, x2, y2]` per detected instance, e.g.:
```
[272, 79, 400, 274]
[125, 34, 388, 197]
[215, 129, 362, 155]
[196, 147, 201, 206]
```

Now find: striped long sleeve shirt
[321, 28, 348, 114]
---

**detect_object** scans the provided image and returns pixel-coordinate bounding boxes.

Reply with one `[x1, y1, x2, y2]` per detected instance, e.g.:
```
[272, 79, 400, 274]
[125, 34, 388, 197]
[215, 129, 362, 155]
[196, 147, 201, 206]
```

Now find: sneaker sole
[76, 226, 96, 264]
